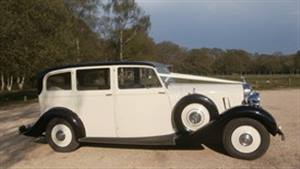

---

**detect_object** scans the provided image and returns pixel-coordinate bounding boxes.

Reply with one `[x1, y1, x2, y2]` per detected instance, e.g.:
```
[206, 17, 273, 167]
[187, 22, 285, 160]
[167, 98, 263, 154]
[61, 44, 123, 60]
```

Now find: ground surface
[0, 89, 299, 169]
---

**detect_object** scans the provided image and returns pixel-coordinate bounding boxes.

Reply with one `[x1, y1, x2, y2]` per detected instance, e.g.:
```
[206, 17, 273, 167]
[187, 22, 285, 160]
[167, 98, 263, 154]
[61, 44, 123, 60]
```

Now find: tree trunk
[76, 38, 80, 62]
[17, 76, 25, 90]
[120, 30, 124, 61]
[6, 76, 13, 91]
[0, 74, 4, 92]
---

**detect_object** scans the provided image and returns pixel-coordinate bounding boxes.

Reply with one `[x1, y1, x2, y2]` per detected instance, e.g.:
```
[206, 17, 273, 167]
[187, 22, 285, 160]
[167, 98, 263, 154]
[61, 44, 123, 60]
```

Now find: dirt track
[0, 89, 299, 169]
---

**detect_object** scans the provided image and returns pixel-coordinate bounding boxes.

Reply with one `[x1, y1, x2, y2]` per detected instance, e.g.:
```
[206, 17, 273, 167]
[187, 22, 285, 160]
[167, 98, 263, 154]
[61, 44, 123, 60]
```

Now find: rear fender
[20, 107, 85, 138]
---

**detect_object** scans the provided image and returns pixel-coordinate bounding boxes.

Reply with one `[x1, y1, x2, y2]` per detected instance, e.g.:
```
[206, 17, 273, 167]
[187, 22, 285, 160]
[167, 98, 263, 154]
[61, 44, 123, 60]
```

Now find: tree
[0, 0, 106, 91]
[124, 32, 156, 61]
[294, 51, 300, 73]
[182, 48, 214, 75]
[213, 49, 251, 75]
[101, 0, 151, 60]
[155, 41, 187, 72]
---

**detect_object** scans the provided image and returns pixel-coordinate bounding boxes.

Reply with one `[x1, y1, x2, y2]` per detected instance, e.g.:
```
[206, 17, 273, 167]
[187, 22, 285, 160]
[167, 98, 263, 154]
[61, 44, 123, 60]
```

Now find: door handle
[158, 91, 166, 94]
[105, 93, 112, 96]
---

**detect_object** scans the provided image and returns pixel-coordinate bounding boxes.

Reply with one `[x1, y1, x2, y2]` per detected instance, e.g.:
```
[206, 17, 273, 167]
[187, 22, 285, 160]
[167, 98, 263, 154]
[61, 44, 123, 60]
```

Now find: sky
[136, 0, 300, 54]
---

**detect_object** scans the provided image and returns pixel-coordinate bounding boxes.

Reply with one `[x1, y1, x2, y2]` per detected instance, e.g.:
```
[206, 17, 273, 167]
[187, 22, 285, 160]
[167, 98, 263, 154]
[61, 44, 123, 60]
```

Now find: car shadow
[198, 125, 228, 155]
[81, 142, 205, 151]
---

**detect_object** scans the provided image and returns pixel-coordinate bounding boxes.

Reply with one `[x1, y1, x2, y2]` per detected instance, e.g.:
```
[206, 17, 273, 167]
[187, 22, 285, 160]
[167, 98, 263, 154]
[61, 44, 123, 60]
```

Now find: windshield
[152, 63, 171, 74]
[152, 63, 176, 85]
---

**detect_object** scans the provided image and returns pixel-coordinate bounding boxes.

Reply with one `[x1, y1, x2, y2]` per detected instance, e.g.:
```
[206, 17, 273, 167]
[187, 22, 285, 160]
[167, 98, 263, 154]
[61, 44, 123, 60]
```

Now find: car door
[75, 67, 116, 137]
[114, 66, 174, 137]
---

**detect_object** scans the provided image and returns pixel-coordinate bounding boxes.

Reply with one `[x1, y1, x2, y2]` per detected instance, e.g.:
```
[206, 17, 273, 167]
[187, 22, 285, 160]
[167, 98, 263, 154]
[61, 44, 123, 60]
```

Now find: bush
[0, 90, 38, 104]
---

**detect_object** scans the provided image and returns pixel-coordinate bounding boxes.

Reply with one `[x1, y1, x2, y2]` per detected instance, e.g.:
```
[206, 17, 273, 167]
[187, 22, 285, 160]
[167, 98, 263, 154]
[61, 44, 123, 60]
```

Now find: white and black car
[19, 61, 284, 160]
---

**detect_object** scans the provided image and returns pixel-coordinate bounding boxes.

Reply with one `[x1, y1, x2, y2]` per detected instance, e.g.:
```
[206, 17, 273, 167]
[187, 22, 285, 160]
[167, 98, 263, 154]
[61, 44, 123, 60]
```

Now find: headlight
[243, 83, 260, 107]
[243, 83, 252, 98]
[247, 91, 261, 106]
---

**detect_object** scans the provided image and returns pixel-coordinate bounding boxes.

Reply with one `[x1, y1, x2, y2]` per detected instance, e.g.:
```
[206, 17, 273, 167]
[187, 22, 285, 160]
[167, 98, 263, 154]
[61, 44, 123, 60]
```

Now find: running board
[78, 134, 177, 146]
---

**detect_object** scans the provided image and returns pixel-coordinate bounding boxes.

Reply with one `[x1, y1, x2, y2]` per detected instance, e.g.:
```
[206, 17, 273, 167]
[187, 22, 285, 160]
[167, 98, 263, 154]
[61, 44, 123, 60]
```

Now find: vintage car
[19, 61, 284, 160]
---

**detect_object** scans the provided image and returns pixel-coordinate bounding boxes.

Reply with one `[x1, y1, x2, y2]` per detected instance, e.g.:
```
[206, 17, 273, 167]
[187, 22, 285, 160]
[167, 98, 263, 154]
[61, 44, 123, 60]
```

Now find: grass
[215, 74, 300, 90]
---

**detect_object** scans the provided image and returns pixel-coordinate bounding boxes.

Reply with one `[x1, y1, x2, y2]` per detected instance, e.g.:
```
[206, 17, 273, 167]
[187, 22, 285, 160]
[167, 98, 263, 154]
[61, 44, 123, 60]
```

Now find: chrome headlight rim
[247, 91, 261, 107]
[243, 83, 261, 107]
[243, 83, 252, 98]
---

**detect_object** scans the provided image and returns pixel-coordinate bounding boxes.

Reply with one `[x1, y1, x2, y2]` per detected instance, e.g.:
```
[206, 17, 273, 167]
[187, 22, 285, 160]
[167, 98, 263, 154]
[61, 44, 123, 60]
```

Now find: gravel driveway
[0, 89, 299, 169]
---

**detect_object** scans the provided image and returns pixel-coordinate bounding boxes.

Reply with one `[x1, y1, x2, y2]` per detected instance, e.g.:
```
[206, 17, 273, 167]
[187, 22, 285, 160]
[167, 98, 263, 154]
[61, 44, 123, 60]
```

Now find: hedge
[0, 90, 38, 104]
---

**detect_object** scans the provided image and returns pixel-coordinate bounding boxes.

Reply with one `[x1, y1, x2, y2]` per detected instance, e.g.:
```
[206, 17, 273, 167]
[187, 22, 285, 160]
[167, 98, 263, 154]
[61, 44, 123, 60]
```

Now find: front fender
[215, 106, 279, 136]
[19, 107, 85, 138]
[176, 105, 284, 144]
[221, 106, 281, 136]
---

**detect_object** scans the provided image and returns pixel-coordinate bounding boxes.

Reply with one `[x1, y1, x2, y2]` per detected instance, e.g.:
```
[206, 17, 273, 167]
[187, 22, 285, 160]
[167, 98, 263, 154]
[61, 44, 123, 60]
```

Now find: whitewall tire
[174, 98, 217, 134]
[46, 118, 80, 152]
[222, 118, 270, 160]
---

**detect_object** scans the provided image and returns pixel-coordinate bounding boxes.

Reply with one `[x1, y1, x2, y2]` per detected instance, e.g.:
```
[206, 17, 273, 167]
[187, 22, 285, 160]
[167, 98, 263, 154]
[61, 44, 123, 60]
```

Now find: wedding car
[19, 61, 284, 160]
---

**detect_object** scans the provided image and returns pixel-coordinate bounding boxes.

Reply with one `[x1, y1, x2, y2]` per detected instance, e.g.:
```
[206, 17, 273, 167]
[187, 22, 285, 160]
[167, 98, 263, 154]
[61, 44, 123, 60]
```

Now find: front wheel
[222, 118, 270, 160]
[46, 118, 80, 152]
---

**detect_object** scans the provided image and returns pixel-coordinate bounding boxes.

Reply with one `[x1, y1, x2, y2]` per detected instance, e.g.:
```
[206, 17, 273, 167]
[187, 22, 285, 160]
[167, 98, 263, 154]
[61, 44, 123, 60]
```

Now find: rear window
[47, 72, 71, 91]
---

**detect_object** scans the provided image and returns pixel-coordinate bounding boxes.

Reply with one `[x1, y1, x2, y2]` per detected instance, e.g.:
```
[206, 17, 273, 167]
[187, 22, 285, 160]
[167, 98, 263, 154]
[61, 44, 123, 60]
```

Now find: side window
[77, 68, 110, 90]
[47, 72, 71, 91]
[118, 67, 162, 89]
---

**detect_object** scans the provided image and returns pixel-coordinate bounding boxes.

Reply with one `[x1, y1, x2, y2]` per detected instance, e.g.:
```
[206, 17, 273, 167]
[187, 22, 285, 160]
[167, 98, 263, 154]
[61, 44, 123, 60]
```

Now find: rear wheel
[222, 118, 270, 160]
[46, 118, 80, 152]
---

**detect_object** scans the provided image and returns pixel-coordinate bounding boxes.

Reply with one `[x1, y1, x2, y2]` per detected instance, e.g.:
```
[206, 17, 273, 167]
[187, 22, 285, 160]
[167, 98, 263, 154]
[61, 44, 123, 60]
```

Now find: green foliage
[0, 90, 37, 105]
[105, 0, 151, 60]
[124, 32, 156, 61]
[154, 41, 187, 72]
[67, 0, 151, 60]
[0, 0, 299, 93]
[0, 0, 107, 86]
[0, 0, 106, 74]
[216, 74, 300, 90]
[155, 42, 299, 76]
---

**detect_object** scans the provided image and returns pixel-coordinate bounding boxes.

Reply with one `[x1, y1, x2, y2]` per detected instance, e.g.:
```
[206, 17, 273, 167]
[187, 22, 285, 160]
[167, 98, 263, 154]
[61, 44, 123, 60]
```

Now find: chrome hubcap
[56, 130, 65, 141]
[181, 104, 210, 131]
[189, 112, 202, 124]
[239, 133, 253, 146]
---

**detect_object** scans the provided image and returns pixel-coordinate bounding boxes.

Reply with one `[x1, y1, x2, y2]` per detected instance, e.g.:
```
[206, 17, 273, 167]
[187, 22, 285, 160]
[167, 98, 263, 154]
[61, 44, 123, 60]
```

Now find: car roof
[36, 61, 165, 94]
[46, 61, 157, 71]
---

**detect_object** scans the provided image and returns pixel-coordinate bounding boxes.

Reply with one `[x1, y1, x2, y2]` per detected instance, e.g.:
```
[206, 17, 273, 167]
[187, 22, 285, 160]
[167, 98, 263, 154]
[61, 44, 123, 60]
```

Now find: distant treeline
[0, 0, 299, 92]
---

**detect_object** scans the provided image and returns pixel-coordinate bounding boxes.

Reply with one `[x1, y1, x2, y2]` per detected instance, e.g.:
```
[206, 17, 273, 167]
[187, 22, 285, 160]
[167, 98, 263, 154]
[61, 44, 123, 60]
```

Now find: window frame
[74, 66, 112, 92]
[116, 65, 165, 90]
[45, 71, 72, 92]
[75, 67, 111, 91]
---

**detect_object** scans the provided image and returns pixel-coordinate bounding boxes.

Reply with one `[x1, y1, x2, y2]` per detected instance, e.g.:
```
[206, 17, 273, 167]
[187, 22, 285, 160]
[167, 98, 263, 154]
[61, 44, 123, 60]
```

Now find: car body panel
[20, 61, 283, 144]
[113, 65, 174, 137]
[167, 83, 244, 113]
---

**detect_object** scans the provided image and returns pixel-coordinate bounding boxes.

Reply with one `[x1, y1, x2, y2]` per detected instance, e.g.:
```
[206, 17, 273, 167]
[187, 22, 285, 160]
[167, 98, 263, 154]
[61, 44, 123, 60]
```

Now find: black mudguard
[215, 106, 279, 136]
[178, 105, 283, 143]
[19, 107, 85, 138]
